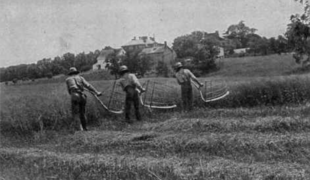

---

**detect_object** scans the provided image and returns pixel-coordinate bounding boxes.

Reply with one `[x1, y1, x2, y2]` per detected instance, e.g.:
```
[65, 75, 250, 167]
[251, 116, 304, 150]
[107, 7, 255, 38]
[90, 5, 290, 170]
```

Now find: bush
[12, 78, 18, 84]
[46, 72, 53, 79]
[80, 64, 93, 72]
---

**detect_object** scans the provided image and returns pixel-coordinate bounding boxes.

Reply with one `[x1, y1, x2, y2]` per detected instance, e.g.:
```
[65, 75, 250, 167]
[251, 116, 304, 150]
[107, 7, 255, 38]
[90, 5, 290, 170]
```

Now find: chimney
[215, 31, 219, 37]
[141, 36, 147, 43]
[133, 36, 136, 40]
[164, 41, 167, 49]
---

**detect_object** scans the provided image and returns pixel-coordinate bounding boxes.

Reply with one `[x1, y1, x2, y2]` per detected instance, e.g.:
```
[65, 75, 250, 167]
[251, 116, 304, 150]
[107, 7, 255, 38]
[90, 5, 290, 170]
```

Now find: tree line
[0, 51, 100, 83]
[223, 21, 292, 56]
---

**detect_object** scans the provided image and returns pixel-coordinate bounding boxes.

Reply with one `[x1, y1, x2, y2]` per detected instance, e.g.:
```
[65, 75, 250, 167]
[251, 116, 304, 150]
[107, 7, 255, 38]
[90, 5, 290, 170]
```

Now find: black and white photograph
[0, 0, 309, 179]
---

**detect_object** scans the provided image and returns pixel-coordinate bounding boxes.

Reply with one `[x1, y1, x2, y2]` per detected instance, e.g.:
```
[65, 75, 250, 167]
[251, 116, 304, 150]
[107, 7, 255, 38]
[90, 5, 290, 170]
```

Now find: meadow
[1, 54, 310, 179]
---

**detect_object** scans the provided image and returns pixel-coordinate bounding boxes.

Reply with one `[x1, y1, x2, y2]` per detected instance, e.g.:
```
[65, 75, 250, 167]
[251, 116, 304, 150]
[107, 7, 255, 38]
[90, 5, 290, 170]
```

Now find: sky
[0, 0, 304, 67]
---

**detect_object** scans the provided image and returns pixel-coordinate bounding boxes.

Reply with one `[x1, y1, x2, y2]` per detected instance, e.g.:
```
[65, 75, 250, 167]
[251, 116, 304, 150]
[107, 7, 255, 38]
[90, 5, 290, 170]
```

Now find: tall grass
[202, 76, 310, 108]
[1, 75, 310, 136]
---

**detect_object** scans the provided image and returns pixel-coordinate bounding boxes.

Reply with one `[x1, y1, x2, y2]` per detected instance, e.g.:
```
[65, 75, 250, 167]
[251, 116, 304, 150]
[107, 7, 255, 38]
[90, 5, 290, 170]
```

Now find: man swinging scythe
[174, 62, 203, 111]
[118, 65, 146, 124]
[65, 67, 102, 131]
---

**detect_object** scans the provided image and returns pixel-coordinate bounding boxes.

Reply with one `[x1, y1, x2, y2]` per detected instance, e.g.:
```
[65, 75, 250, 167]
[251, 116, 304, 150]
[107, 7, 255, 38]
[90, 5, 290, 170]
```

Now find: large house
[139, 42, 176, 70]
[122, 36, 159, 53]
[92, 48, 125, 70]
[93, 36, 176, 72]
[216, 47, 225, 59]
[122, 36, 176, 69]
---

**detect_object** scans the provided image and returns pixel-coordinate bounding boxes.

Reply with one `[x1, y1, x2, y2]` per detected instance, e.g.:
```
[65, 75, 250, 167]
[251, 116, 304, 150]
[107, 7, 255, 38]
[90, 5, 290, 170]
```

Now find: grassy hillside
[211, 54, 299, 78]
[1, 54, 310, 179]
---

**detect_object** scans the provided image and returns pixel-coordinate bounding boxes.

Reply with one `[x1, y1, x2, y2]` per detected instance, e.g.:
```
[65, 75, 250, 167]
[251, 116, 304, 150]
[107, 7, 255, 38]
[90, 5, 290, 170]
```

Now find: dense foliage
[172, 31, 219, 76]
[286, 0, 310, 66]
[224, 21, 291, 56]
[0, 51, 100, 83]
[106, 50, 153, 78]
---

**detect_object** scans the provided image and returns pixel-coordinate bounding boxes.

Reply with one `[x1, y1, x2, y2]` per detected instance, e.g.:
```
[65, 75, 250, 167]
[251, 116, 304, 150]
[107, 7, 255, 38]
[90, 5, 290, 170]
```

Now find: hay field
[1, 54, 310, 179]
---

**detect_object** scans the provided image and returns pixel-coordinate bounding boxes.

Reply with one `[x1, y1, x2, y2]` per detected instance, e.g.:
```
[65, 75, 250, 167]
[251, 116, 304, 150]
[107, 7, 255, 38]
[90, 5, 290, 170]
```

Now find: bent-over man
[66, 67, 101, 131]
[174, 62, 203, 111]
[118, 65, 145, 124]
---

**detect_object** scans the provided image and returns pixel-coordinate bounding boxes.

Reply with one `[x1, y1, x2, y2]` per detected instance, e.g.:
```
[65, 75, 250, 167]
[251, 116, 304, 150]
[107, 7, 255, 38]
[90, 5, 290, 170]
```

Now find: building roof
[97, 49, 114, 61]
[140, 46, 170, 55]
[203, 31, 224, 41]
[114, 48, 126, 56]
[97, 48, 125, 61]
[122, 36, 157, 47]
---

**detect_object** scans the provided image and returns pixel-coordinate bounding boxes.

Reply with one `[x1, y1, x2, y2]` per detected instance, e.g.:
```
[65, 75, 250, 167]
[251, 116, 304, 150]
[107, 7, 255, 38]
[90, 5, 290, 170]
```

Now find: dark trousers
[71, 92, 87, 131]
[125, 86, 141, 122]
[181, 83, 193, 111]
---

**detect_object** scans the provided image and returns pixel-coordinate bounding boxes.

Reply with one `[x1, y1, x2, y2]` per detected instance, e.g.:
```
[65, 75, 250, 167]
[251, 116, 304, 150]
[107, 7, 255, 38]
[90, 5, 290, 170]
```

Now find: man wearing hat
[118, 65, 145, 123]
[174, 62, 203, 111]
[66, 67, 102, 131]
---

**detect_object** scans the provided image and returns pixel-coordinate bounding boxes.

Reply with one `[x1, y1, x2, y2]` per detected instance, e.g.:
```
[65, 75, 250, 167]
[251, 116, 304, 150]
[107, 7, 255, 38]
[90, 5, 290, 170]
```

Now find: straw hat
[119, 65, 128, 73]
[68, 67, 79, 75]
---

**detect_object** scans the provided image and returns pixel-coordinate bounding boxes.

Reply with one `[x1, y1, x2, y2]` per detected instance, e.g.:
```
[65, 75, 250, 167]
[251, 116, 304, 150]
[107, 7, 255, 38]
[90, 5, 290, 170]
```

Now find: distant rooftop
[122, 36, 157, 47]
[97, 49, 115, 61]
[97, 48, 125, 61]
[140, 46, 166, 54]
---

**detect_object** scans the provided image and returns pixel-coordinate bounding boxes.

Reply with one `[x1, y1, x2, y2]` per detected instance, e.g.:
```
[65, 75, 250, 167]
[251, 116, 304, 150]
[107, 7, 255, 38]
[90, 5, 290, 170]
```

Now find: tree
[276, 35, 289, 54]
[27, 64, 41, 79]
[224, 21, 257, 48]
[37, 58, 53, 78]
[269, 37, 278, 53]
[156, 61, 169, 77]
[62, 52, 75, 70]
[136, 55, 153, 77]
[122, 52, 153, 77]
[246, 34, 263, 55]
[105, 50, 122, 79]
[246, 35, 270, 56]
[172, 34, 197, 58]
[286, 0, 310, 66]
[172, 31, 219, 74]
[194, 37, 219, 73]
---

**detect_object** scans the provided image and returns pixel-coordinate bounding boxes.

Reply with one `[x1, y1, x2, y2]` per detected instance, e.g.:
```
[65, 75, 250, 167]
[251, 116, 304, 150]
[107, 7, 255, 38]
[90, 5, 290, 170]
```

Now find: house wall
[233, 48, 250, 54]
[216, 47, 225, 58]
[92, 60, 107, 70]
[143, 49, 176, 70]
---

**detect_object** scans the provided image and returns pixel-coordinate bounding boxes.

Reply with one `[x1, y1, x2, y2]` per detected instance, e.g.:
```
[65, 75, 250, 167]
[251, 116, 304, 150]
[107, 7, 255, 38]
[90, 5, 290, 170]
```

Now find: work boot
[136, 113, 141, 121]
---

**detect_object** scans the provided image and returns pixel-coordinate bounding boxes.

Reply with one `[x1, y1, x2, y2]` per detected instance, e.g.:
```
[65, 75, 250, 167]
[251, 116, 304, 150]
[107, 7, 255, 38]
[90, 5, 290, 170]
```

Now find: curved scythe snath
[92, 93, 124, 114]
[87, 88, 124, 115]
[192, 80, 230, 103]
[138, 95, 177, 109]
